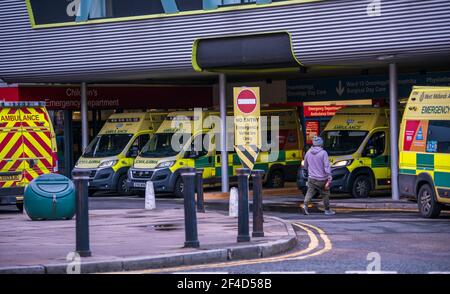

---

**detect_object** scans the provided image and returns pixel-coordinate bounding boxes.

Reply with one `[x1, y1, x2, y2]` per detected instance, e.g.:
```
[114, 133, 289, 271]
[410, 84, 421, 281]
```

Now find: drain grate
[152, 223, 180, 231]
[124, 215, 148, 219]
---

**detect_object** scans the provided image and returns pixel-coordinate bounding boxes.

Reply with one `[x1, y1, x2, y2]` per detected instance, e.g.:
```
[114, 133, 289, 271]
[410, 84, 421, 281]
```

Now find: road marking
[300, 217, 448, 223]
[290, 222, 332, 260]
[260, 271, 316, 274]
[119, 221, 332, 274]
[335, 208, 418, 213]
[345, 271, 398, 274]
[428, 271, 450, 274]
[173, 272, 229, 274]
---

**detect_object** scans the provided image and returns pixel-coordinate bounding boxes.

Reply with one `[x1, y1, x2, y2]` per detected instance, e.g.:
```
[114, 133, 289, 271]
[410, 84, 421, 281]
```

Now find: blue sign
[287, 71, 450, 102]
[416, 127, 423, 140]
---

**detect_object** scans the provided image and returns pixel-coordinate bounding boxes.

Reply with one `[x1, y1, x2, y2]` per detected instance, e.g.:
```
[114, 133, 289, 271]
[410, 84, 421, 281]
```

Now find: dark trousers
[304, 178, 330, 210]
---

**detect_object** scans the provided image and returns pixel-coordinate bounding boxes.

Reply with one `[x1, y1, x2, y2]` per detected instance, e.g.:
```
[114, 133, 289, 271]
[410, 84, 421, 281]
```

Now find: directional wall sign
[233, 87, 261, 170]
[287, 71, 450, 102]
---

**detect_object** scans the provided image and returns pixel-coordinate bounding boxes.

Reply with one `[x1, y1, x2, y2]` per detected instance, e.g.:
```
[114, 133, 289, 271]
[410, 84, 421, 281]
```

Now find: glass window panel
[427, 120, 450, 154]
[28, 0, 294, 26]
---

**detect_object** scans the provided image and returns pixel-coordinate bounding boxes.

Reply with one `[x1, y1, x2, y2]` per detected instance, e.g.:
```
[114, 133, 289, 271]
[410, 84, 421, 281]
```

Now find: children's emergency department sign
[233, 87, 261, 170]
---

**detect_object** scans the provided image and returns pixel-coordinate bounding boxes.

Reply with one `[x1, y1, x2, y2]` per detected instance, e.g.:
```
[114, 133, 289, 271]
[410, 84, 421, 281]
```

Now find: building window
[27, 0, 296, 27]
[220, 0, 257, 7]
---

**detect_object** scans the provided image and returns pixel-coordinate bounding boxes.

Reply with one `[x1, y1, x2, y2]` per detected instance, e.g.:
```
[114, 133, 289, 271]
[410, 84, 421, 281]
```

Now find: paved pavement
[0, 206, 295, 273]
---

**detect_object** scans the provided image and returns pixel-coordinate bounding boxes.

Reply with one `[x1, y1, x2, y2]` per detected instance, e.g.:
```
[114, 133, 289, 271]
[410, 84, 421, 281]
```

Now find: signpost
[233, 87, 261, 170]
[233, 87, 263, 243]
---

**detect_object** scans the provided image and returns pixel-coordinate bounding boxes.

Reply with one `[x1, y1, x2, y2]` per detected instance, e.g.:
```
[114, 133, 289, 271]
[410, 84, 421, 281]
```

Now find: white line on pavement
[428, 272, 450, 274]
[345, 271, 398, 274]
[301, 218, 444, 223]
[173, 272, 229, 274]
[260, 271, 316, 274]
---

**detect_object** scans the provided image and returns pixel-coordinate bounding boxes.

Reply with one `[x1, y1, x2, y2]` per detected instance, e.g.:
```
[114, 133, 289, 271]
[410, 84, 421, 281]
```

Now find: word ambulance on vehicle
[128, 107, 303, 197]
[298, 107, 392, 198]
[399, 86, 450, 218]
[72, 111, 167, 194]
[0, 101, 58, 211]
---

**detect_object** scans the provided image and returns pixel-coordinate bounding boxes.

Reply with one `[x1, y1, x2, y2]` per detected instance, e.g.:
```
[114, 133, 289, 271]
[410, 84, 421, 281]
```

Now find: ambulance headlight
[98, 160, 118, 168]
[332, 160, 353, 167]
[156, 161, 175, 168]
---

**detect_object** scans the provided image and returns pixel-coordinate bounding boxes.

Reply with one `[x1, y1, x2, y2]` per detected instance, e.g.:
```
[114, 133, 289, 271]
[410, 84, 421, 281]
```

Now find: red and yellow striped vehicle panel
[0, 106, 57, 189]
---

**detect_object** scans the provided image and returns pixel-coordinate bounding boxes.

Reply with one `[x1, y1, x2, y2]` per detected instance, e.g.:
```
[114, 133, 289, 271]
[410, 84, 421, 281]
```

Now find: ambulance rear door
[0, 106, 26, 189]
[19, 106, 54, 183]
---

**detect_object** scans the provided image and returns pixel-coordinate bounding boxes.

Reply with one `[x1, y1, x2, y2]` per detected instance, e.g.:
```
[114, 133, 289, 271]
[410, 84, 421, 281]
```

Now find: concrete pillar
[63, 110, 74, 177]
[80, 82, 89, 152]
[219, 74, 229, 192]
[389, 63, 400, 201]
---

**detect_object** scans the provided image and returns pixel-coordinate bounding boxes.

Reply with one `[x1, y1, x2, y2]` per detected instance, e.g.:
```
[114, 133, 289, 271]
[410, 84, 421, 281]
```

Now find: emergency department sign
[233, 87, 261, 170]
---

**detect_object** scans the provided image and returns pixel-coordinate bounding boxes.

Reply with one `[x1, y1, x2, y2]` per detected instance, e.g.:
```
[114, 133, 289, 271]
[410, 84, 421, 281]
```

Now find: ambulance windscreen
[83, 134, 133, 158]
[140, 132, 189, 158]
[322, 130, 368, 156]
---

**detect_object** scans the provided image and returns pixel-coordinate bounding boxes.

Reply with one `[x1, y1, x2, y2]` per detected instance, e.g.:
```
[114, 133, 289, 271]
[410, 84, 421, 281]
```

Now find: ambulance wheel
[266, 170, 285, 188]
[351, 175, 371, 198]
[418, 184, 441, 218]
[174, 176, 184, 198]
[16, 203, 23, 212]
[117, 174, 132, 196]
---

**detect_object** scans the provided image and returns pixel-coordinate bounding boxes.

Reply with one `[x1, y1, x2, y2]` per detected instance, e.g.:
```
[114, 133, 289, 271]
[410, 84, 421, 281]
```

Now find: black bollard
[236, 168, 251, 242]
[181, 168, 200, 248]
[251, 170, 265, 237]
[195, 168, 205, 213]
[71, 169, 91, 257]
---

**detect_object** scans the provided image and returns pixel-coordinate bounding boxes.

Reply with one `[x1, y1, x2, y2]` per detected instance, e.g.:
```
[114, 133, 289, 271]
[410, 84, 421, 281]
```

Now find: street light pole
[219, 73, 229, 192]
[80, 82, 89, 152]
[389, 63, 400, 201]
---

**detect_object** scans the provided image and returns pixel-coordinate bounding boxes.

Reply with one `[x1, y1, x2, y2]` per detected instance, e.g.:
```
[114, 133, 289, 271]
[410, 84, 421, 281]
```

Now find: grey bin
[24, 173, 75, 221]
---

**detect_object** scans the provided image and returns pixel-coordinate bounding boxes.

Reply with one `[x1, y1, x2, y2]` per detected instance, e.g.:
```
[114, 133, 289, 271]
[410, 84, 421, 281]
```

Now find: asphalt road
[86, 195, 450, 274]
[1, 195, 449, 274]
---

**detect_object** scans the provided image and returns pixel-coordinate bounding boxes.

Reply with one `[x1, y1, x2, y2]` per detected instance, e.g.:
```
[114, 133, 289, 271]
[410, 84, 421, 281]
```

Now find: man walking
[302, 136, 335, 215]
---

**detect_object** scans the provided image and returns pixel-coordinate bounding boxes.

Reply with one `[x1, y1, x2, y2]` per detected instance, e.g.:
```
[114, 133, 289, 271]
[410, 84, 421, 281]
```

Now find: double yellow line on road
[120, 222, 332, 274]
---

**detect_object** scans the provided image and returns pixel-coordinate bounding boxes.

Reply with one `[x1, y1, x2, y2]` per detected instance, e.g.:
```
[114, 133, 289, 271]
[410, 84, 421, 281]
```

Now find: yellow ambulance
[73, 111, 167, 195]
[399, 86, 450, 218]
[127, 107, 303, 197]
[298, 107, 391, 198]
[0, 101, 58, 211]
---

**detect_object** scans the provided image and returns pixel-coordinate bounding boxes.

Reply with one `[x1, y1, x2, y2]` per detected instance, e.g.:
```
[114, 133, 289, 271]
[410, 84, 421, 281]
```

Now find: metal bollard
[181, 168, 200, 248]
[195, 168, 205, 213]
[236, 168, 251, 242]
[71, 170, 91, 257]
[251, 170, 265, 237]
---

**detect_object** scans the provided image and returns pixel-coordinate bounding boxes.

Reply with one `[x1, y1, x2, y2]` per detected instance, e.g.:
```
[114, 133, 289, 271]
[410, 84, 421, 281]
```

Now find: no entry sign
[236, 89, 258, 114]
[233, 87, 261, 170]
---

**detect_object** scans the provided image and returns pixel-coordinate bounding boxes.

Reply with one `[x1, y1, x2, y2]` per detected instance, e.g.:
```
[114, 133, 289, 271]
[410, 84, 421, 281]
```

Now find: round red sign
[236, 89, 257, 114]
